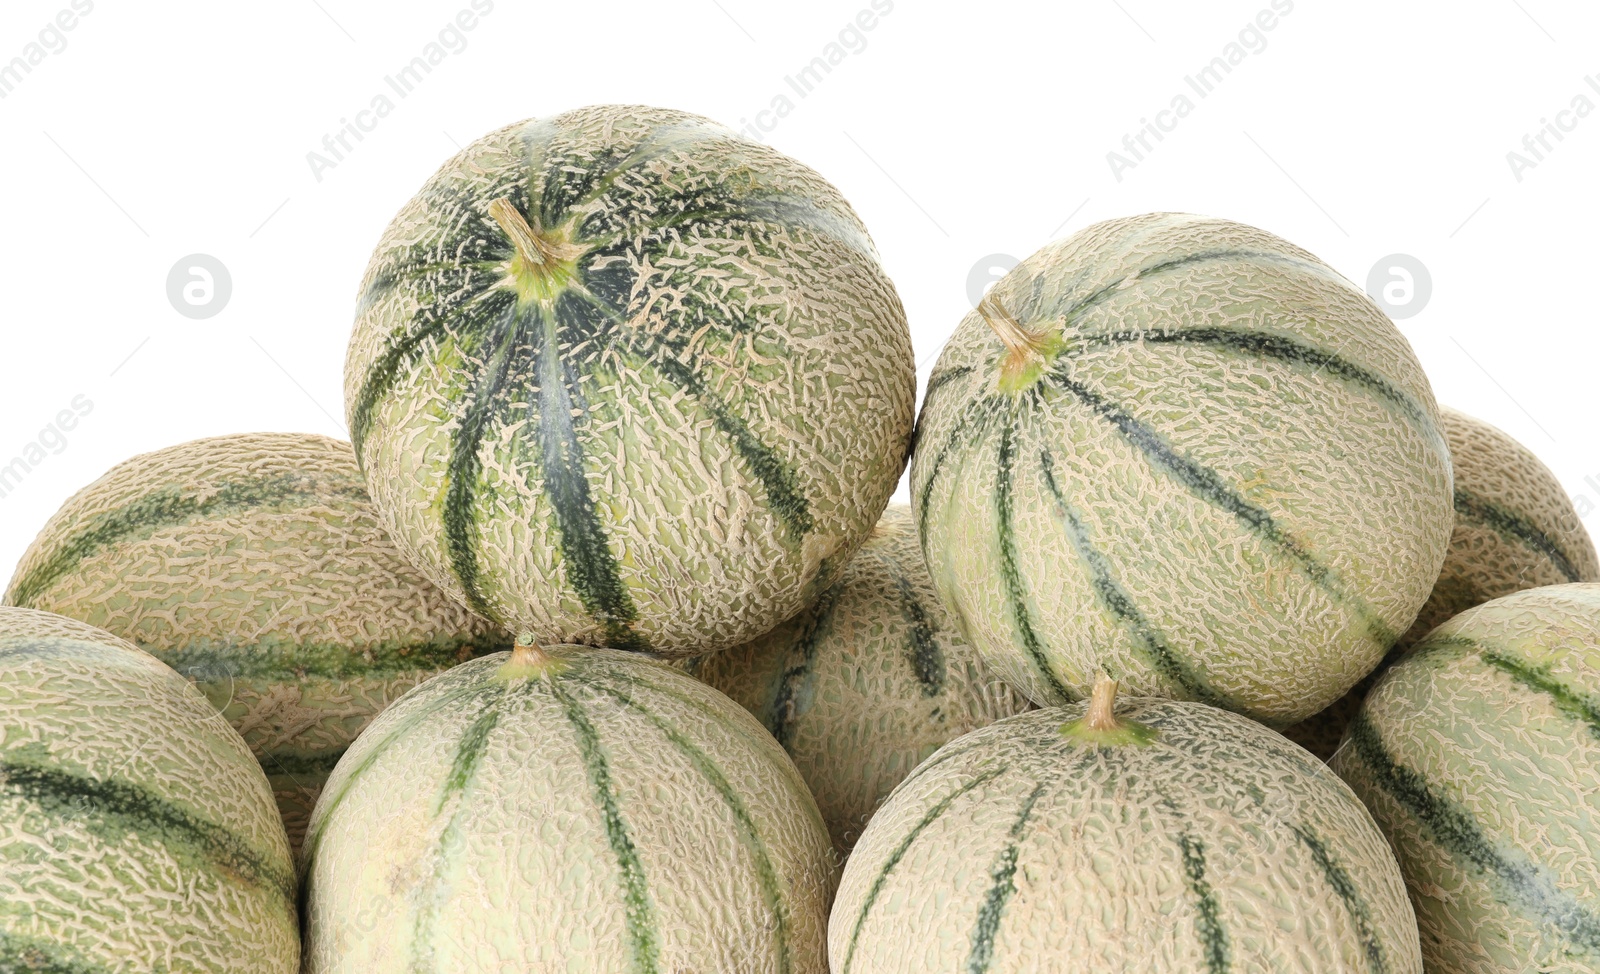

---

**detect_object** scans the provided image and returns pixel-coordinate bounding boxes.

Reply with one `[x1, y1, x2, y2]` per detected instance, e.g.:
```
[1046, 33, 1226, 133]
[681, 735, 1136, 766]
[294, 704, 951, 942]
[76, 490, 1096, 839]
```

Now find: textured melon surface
[1331, 583, 1600, 973]
[684, 504, 1032, 854]
[1283, 407, 1598, 760]
[912, 212, 1453, 724]
[344, 103, 916, 657]
[1406, 408, 1597, 640]
[303, 646, 835, 973]
[831, 690, 1421, 973]
[3, 432, 510, 851]
[0, 606, 297, 972]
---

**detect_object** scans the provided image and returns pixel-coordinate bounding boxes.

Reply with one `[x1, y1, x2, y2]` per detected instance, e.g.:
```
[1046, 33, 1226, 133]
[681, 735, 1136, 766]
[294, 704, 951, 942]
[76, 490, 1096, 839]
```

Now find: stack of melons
[3, 103, 1595, 974]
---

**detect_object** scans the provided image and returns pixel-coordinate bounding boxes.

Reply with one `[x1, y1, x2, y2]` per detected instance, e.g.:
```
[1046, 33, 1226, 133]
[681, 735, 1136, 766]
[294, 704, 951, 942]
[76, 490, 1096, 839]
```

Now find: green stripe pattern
[1453, 487, 1585, 584]
[6, 472, 365, 609]
[0, 758, 295, 906]
[302, 649, 831, 971]
[964, 781, 1046, 973]
[834, 701, 1421, 973]
[1332, 596, 1600, 968]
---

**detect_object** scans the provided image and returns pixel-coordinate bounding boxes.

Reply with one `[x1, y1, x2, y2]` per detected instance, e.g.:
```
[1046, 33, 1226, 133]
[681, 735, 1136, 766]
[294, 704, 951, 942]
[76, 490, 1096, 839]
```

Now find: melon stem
[488, 198, 552, 267]
[1083, 676, 1121, 731]
[979, 293, 1058, 392]
[1060, 674, 1159, 746]
[978, 293, 1051, 358]
[510, 638, 546, 667]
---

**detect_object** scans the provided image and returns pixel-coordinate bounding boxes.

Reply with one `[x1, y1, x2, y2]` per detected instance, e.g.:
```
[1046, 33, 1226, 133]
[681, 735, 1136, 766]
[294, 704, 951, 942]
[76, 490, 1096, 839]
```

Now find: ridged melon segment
[0, 606, 297, 972]
[3, 432, 510, 851]
[1283, 407, 1598, 760]
[683, 504, 1033, 855]
[1332, 582, 1600, 974]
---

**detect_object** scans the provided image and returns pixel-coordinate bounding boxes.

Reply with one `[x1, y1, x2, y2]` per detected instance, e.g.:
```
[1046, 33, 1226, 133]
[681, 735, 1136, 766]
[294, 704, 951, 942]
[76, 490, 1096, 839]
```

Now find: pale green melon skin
[303, 646, 835, 973]
[684, 504, 1033, 855]
[2, 432, 509, 853]
[912, 212, 1453, 724]
[345, 104, 916, 657]
[832, 698, 1421, 973]
[1283, 408, 1598, 760]
[1331, 583, 1600, 974]
[0, 606, 298, 972]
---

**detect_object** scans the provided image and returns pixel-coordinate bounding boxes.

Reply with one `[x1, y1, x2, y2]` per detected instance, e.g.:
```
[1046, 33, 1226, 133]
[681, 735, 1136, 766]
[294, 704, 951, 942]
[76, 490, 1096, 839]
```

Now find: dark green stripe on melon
[349, 287, 514, 455]
[443, 301, 530, 622]
[964, 781, 1047, 973]
[262, 747, 348, 777]
[1344, 711, 1600, 953]
[438, 697, 502, 812]
[549, 680, 661, 973]
[1059, 248, 1339, 325]
[0, 758, 295, 905]
[1415, 635, 1600, 741]
[994, 423, 1074, 702]
[588, 681, 796, 974]
[840, 768, 1006, 974]
[1079, 327, 1427, 427]
[767, 589, 840, 749]
[1177, 833, 1230, 974]
[876, 556, 945, 696]
[536, 296, 644, 651]
[1290, 825, 1390, 974]
[1047, 369, 1396, 648]
[1036, 445, 1237, 714]
[1453, 487, 1585, 583]
[412, 687, 509, 972]
[160, 631, 510, 683]
[6, 474, 367, 609]
[301, 679, 506, 863]
[915, 394, 1001, 546]
[922, 365, 975, 403]
[620, 327, 812, 539]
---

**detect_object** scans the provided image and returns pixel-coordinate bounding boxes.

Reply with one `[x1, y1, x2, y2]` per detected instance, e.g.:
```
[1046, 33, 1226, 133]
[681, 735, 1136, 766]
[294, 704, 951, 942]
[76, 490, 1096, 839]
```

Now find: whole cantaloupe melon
[1332, 583, 1600, 973]
[1282, 407, 1597, 759]
[684, 504, 1033, 854]
[912, 212, 1452, 724]
[832, 678, 1422, 973]
[3, 432, 510, 849]
[344, 103, 916, 657]
[302, 644, 835, 972]
[0, 606, 298, 972]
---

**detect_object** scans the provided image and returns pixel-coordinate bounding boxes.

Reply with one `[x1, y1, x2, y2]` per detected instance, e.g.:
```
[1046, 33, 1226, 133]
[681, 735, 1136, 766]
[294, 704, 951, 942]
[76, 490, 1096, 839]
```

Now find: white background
[1, 0, 1596, 577]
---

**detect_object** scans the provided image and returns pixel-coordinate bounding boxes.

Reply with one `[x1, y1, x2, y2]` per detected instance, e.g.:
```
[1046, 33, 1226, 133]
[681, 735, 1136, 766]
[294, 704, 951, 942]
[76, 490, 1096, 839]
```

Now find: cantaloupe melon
[3, 432, 509, 850]
[832, 677, 1422, 973]
[0, 606, 297, 972]
[1332, 583, 1600, 973]
[344, 103, 916, 657]
[302, 644, 835, 972]
[912, 212, 1452, 724]
[1283, 407, 1597, 760]
[684, 504, 1033, 854]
